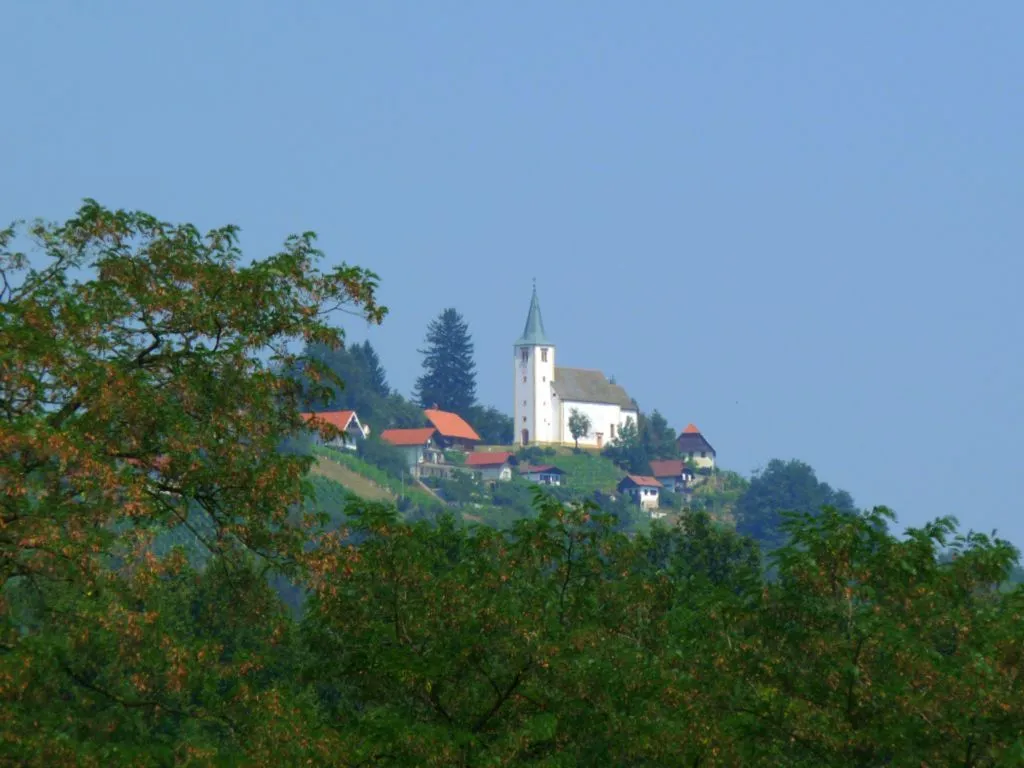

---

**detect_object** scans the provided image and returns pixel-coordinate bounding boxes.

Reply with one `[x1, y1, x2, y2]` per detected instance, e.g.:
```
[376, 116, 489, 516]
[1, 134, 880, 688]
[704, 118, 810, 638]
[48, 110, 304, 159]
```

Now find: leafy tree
[0, 200, 383, 760]
[413, 307, 477, 413]
[735, 458, 857, 549]
[602, 416, 649, 474]
[356, 434, 410, 480]
[642, 409, 679, 459]
[465, 403, 513, 445]
[568, 407, 591, 448]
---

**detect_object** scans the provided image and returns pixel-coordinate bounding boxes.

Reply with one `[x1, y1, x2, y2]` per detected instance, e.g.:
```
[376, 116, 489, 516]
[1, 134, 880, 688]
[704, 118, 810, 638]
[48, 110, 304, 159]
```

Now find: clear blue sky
[4, 2, 1022, 544]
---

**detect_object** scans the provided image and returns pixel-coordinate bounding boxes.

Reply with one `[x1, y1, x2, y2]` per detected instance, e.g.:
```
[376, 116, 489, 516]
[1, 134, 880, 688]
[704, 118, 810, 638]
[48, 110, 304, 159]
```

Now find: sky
[3, 2, 1022, 544]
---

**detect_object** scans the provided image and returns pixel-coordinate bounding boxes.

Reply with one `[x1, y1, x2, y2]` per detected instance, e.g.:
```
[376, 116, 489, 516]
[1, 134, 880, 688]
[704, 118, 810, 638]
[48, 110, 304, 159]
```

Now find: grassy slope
[515, 447, 623, 495]
[309, 456, 395, 502]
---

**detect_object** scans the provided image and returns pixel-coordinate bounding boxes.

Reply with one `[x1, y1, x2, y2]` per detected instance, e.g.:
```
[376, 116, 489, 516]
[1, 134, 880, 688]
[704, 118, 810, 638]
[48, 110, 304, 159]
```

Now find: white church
[514, 284, 639, 449]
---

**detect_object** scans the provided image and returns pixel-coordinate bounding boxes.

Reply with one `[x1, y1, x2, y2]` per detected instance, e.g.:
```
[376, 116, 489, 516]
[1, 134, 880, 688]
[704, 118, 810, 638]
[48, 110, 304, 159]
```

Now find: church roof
[515, 284, 551, 346]
[553, 367, 636, 409]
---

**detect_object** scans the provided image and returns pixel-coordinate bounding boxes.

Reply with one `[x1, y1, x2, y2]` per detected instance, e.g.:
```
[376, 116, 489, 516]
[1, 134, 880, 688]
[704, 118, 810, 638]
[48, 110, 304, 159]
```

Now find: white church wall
[557, 400, 630, 449]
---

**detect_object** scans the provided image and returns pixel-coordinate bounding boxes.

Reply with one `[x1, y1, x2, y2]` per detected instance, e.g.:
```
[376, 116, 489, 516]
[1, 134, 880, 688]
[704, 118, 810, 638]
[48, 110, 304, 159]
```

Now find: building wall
[680, 450, 716, 469]
[475, 464, 512, 482]
[397, 445, 425, 469]
[555, 400, 637, 449]
[626, 486, 660, 510]
[513, 343, 556, 445]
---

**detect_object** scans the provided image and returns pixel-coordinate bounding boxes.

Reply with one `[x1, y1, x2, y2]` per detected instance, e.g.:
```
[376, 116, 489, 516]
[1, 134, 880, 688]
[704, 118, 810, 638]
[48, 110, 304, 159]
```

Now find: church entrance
[595, 432, 603, 449]
[521, 428, 529, 445]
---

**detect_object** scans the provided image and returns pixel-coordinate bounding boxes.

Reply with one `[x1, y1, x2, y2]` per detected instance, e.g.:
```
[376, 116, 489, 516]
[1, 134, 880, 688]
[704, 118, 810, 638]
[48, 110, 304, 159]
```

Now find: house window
[521, 349, 528, 363]
[610, 424, 616, 439]
[700, 451, 706, 458]
[541, 348, 548, 362]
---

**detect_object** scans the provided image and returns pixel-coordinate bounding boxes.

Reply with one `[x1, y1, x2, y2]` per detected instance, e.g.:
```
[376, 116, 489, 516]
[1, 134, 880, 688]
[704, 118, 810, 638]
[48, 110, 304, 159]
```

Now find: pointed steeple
[515, 280, 551, 346]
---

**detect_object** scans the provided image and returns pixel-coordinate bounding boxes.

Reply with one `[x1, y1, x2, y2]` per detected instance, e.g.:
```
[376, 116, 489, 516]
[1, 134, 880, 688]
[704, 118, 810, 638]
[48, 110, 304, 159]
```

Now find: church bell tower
[513, 282, 556, 446]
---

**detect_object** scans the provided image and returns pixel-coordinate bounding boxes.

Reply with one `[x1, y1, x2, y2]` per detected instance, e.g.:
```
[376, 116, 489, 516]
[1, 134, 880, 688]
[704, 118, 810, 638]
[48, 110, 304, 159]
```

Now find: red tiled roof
[683, 423, 701, 434]
[621, 474, 663, 488]
[649, 459, 687, 478]
[424, 409, 481, 442]
[301, 410, 356, 431]
[518, 464, 565, 475]
[465, 451, 512, 467]
[380, 427, 436, 446]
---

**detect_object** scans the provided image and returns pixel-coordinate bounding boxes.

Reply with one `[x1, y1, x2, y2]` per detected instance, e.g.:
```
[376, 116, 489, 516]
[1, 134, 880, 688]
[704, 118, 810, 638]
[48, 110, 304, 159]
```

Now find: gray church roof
[514, 284, 551, 346]
[553, 367, 636, 409]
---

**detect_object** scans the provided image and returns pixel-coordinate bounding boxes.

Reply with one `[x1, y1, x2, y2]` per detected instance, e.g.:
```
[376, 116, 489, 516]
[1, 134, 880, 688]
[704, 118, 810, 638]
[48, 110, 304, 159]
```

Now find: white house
[514, 284, 638, 449]
[379, 427, 442, 476]
[676, 424, 716, 470]
[464, 451, 514, 482]
[518, 464, 566, 486]
[617, 474, 663, 513]
[300, 410, 369, 449]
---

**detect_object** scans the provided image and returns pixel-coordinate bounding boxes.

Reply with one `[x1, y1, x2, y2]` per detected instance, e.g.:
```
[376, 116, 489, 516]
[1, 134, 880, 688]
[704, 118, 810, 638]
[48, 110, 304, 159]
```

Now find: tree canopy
[3, 202, 1023, 765]
[735, 458, 858, 549]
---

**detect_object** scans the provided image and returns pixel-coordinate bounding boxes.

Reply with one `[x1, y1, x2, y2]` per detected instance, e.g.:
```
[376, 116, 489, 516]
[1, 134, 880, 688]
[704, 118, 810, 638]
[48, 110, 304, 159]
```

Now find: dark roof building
[676, 423, 716, 460]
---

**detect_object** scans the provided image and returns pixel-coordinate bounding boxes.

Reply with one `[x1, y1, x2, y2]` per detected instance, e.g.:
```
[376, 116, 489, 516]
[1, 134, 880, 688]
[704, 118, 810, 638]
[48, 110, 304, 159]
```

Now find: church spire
[515, 280, 551, 346]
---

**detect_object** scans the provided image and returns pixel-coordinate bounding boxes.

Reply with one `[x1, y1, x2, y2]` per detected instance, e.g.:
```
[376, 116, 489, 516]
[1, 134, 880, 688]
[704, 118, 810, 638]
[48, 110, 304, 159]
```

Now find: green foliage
[8, 202, 1024, 766]
[567, 407, 591, 448]
[355, 434, 409, 480]
[297, 340, 422, 430]
[413, 307, 477, 414]
[642, 409, 680, 459]
[465, 403, 513, 445]
[736, 458, 857, 549]
[688, 469, 750, 520]
[601, 416, 649, 474]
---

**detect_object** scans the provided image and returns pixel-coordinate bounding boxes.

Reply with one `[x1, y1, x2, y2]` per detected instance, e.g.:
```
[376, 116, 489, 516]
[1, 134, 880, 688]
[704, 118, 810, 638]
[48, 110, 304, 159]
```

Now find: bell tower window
[541, 347, 548, 362]
[520, 348, 528, 364]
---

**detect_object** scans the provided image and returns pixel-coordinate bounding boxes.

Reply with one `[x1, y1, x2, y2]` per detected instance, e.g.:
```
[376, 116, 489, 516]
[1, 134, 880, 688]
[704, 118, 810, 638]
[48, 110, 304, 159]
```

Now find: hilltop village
[302, 286, 719, 518]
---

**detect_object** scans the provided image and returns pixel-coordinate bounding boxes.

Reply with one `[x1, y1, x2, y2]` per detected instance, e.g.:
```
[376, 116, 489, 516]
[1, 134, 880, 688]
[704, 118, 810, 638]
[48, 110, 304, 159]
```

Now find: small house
[464, 451, 514, 482]
[301, 410, 369, 449]
[424, 408, 482, 450]
[617, 474, 663, 512]
[675, 424, 716, 470]
[379, 427, 442, 476]
[519, 464, 566, 486]
[648, 459, 694, 493]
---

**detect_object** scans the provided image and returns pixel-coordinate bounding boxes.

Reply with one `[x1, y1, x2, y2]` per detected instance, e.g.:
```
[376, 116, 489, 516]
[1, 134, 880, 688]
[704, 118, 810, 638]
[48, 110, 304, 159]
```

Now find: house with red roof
[301, 410, 369, 450]
[648, 459, 694, 493]
[675, 424, 716, 469]
[617, 474, 663, 513]
[424, 408, 481, 450]
[464, 451, 514, 482]
[380, 427, 443, 476]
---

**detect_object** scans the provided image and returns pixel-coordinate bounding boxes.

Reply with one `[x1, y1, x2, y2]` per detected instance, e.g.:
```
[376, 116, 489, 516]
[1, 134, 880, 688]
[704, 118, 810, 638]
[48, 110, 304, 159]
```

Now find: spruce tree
[352, 340, 390, 397]
[414, 308, 477, 413]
